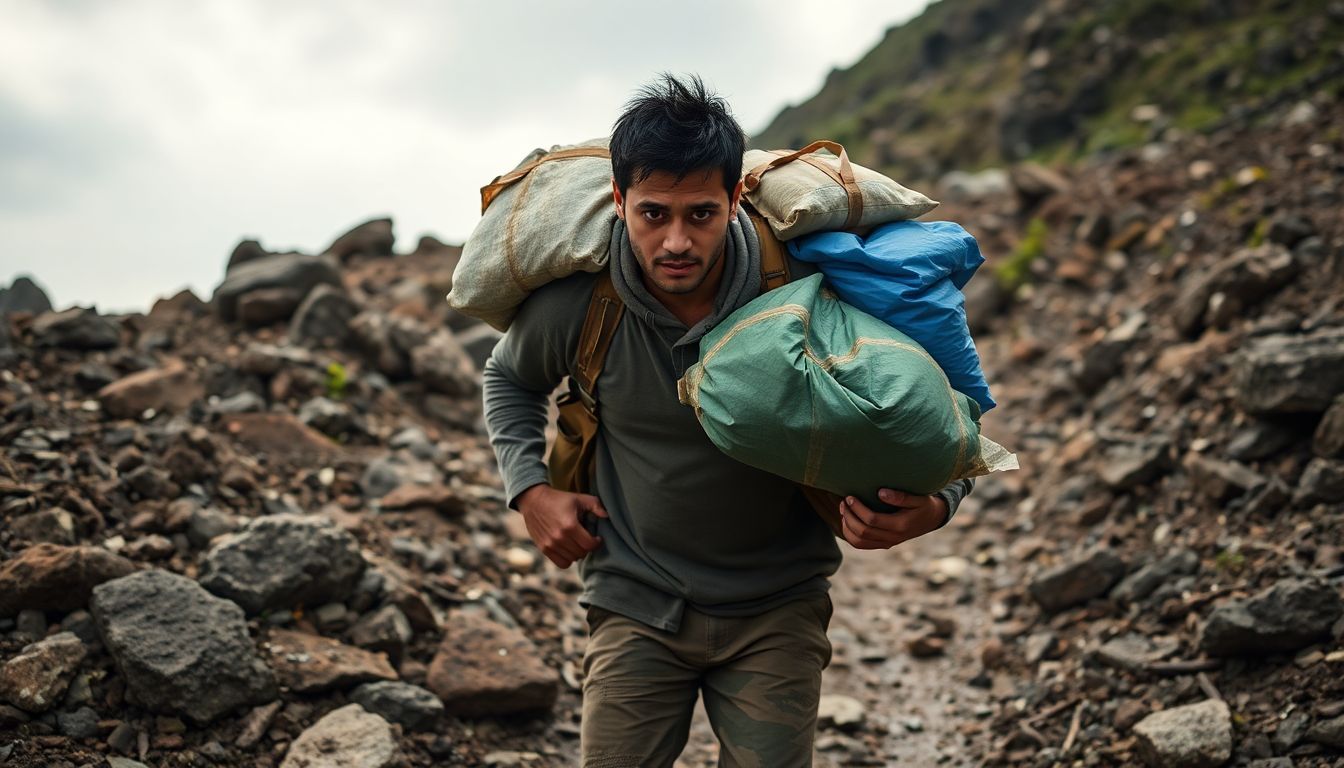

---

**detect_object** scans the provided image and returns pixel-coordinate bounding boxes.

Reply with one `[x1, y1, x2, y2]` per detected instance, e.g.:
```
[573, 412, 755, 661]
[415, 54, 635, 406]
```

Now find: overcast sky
[1, 0, 932, 314]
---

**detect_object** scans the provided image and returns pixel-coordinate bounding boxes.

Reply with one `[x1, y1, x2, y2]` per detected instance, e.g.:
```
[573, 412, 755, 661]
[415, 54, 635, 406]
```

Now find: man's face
[613, 168, 743, 298]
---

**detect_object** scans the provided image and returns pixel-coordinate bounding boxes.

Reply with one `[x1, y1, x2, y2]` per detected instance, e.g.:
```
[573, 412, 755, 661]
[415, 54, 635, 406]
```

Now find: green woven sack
[678, 273, 997, 509]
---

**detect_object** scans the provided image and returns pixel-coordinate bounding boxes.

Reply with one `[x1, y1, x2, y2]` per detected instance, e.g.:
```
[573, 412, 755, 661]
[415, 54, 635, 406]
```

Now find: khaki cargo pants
[580, 594, 834, 768]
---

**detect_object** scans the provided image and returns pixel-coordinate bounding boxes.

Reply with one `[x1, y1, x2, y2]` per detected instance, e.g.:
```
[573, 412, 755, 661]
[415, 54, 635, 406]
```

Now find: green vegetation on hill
[752, 0, 1342, 183]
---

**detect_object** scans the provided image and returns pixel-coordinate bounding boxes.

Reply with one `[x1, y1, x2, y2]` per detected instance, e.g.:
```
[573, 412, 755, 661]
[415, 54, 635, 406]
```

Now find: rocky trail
[2, 89, 1343, 768]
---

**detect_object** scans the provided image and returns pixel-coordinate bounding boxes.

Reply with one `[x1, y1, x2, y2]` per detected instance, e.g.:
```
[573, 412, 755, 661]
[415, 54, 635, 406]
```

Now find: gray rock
[108, 758, 151, 768]
[1094, 634, 1180, 673]
[1227, 419, 1300, 460]
[1294, 458, 1344, 505]
[298, 397, 361, 439]
[237, 287, 306, 327]
[1237, 328, 1344, 414]
[349, 605, 412, 664]
[0, 276, 53, 317]
[388, 427, 438, 460]
[1200, 579, 1344, 656]
[91, 569, 277, 723]
[212, 253, 342, 323]
[199, 514, 365, 614]
[349, 311, 413, 379]
[123, 464, 178, 500]
[1307, 714, 1344, 749]
[186, 506, 240, 548]
[1315, 396, 1344, 458]
[939, 168, 1011, 203]
[15, 608, 46, 639]
[1112, 550, 1200, 604]
[0, 632, 87, 713]
[1133, 699, 1232, 768]
[280, 703, 398, 768]
[237, 342, 315, 376]
[1248, 759, 1294, 768]
[1099, 440, 1172, 490]
[290, 284, 357, 347]
[1184, 454, 1265, 502]
[56, 705, 99, 738]
[455, 323, 503, 371]
[60, 611, 100, 646]
[350, 681, 444, 731]
[209, 390, 266, 415]
[324, 217, 395, 262]
[1273, 710, 1310, 752]
[31, 308, 120, 350]
[1029, 548, 1126, 612]
[227, 239, 270, 271]
[409, 331, 477, 397]
[360, 455, 438, 499]
[1174, 244, 1297, 337]
[9, 508, 77, 545]
[1267, 213, 1315, 247]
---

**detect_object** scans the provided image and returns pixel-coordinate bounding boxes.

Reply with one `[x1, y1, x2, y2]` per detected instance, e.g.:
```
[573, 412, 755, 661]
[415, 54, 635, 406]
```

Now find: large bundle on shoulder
[447, 139, 938, 330]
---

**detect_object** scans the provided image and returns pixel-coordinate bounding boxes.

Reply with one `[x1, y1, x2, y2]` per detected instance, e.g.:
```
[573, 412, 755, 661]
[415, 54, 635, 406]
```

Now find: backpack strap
[571, 270, 625, 408]
[746, 206, 791, 292]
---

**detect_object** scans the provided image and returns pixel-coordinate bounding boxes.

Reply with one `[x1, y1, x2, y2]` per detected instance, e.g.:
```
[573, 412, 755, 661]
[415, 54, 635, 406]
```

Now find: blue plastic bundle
[786, 220, 996, 412]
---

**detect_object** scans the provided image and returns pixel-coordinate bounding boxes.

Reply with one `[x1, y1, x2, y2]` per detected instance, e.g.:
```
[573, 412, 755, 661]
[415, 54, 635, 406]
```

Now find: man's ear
[611, 177, 625, 221]
[728, 178, 744, 218]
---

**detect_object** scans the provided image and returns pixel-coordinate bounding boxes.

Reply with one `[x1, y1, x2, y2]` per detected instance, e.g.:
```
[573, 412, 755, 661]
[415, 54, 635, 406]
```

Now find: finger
[543, 549, 574, 569]
[568, 522, 603, 553]
[548, 535, 585, 564]
[840, 499, 893, 549]
[877, 488, 918, 509]
[583, 495, 610, 519]
[845, 495, 910, 534]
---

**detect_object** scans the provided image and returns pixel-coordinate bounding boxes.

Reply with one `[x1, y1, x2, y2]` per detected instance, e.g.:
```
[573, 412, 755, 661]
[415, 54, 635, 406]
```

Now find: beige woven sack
[447, 138, 615, 331]
[742, 140, 939, 240]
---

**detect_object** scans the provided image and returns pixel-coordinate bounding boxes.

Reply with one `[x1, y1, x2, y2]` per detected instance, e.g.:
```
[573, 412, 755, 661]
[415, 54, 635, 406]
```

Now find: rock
[1228, 419, 1299, 461]
[212, 253, 342, 323]
[1009, 163, 1071, 206]
[227, 239, 270, 271]
[426, 611, 559, 716]
[237, 341, 315, 375]
[235, 700, 282, 748]
[209, 390, 266, 415]
[939, 168, 1012, 202]
[237, 287, 306, 327]
[0, 276, 53, 316]
[1307, 714, 1344, 749]
[91, 569, 277, 723]
[1183, 454, 1265, 502]
[349, 312, 415, 379]
[1133, 699, 1232, 768]
[1267, 213, 1315, 247]
[1237, 328, 1344, 414]
[360, 455, 438, 500]
[324, 217, 395, 263]
[1274, 711, 1311, 752]
[1200, 579, 1344, 656]
[60, 610, 100, 646]
[1173, 244, 1297, 336]
[817, 694, 866, 731]
[97, 361, 204, 419]
[123, 465, 179, 500]
[298, 397, 361, 439]
[350, 681, 444, 731]
[1094, 634, 1180, 672]
[186, 505, 240, 548]
[0, 632, 87, 713]
[31, 307, 120, 350]
[963, 275, 1010, 335]
[409, 331, 477, 397]
[0, 544, 138, 617]
[9, 507, 77, 545]
[1028, 548, 1126, 613]
[200, 514, 365, 614]
[455, 324, 503, 371]
[15, 608, 46, 639]
[1315, 396, 1344, 458]
[108, 759, 151, 768]
[263, 629, 397, 693]
[1099, 440, 1172, 490]
[57, 705, 99, 738]
[1112, 550, 1199, 603]
[290, 284, 358, 347]
[220, 412, 342, 461]
[376, 484, 465, 515]
[1294, 458, 1344, 505]
[349, 605, 413, 665]
[280, 703, 398, 768]
[906, 634, 946, 658]
[150, 288, 208, 318]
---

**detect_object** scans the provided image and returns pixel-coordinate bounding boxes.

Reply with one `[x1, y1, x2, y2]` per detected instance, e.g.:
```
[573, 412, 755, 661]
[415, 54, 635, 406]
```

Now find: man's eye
[691, 210, 713, 222]
[642, 210, 664, 222]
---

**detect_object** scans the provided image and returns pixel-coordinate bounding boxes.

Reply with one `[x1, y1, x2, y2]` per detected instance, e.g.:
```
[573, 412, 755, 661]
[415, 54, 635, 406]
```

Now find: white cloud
[0, 0, 930, 313]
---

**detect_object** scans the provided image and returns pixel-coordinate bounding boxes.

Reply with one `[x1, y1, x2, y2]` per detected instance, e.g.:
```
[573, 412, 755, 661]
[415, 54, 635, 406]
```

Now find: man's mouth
[657, 259, 698, 276]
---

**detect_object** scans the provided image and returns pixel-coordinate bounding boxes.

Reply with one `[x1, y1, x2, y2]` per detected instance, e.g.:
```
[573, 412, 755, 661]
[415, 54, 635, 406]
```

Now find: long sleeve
[479, 275, 591, 509]
[935, 477, 975, 527]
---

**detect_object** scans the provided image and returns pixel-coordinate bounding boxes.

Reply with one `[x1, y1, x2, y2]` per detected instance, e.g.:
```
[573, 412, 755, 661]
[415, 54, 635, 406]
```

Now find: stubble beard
[633, 236, 728, 296]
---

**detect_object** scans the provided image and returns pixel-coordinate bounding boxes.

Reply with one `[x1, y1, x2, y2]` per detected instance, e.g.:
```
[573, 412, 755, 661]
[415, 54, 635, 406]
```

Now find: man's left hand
[838, 489, 948, 550]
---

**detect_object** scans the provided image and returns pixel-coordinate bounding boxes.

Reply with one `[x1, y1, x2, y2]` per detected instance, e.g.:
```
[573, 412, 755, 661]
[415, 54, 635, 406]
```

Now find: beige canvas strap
[742, 140, 864, 230]
[480, 146, 613, 213]
[573, 270, 625, 403]
[746, 206, 791, 291]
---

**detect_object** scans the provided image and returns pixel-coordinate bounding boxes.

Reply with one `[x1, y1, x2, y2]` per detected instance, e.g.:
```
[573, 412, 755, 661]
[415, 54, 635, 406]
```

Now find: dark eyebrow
[635, 201, 722, 211]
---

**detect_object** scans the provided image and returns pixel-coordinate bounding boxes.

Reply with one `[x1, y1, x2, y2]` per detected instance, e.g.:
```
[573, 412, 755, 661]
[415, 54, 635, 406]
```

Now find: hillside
[754, 0, 1343, 183]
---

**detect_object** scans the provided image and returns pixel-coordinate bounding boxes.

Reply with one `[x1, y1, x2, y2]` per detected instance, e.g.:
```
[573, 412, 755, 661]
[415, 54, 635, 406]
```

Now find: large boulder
[280, 703, 398, 768]
[91, 570, 277, 723]
[31, 307, 120, 350]
[0, 544, 138, 617]
[199, 514, 365, 614]
[290, 284, 358, 347]
[1133, 699, 1232, 768]
[324, 217, 395, 263]
[0, 276, 53, 317]
[97, 360, 204, 419]
[1236, 328, 1344, 414]
[212, 254, 342, 323]
[426, 611, 559, 716]
[1200, 579, 1343, 656]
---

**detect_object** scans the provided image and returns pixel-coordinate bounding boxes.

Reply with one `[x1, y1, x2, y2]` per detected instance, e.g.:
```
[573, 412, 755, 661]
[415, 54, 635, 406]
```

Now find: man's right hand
[516, 484, 609, 569]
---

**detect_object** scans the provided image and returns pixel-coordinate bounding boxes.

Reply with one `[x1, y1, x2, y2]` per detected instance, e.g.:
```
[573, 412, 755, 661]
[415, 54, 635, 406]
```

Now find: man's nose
[662, 220, 693, 254]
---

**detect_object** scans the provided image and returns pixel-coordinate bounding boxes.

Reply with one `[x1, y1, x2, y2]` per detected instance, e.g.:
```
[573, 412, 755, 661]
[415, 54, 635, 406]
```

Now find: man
[481, 74, 973, 767]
